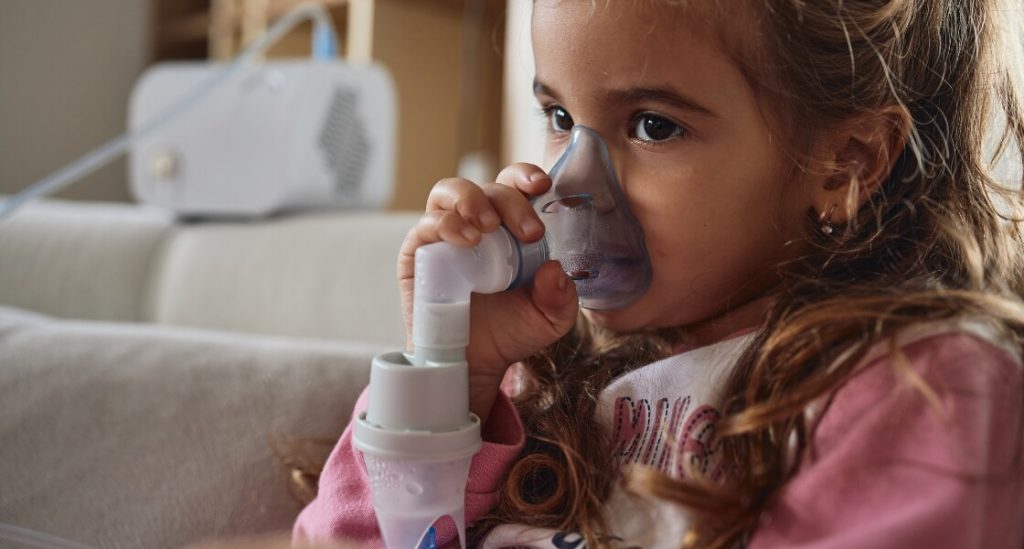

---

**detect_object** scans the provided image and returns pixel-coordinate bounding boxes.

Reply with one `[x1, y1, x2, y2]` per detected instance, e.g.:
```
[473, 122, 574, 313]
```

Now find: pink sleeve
[292, 387, 526, 547]
[750, 332, 1024, 549]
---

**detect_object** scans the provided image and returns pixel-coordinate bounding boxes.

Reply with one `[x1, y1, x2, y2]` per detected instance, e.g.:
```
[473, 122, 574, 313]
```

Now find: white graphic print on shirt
[482, 333, 755, 549]
[610, 396, 725, 482]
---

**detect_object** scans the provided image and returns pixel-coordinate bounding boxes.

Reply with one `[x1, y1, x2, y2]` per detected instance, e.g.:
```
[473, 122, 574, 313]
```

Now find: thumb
[529, 260, 579, 336]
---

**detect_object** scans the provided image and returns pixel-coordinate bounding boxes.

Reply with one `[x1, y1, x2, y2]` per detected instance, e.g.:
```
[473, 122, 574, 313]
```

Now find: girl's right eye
[546, 106, 574, 133]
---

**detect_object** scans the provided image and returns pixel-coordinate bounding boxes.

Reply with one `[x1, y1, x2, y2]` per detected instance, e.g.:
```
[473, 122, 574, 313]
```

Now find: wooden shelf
[153, 0, 209, 61]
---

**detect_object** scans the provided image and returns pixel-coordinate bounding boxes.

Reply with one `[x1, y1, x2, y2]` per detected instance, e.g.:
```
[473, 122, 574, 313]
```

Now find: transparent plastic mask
[533, 125, 652, 310]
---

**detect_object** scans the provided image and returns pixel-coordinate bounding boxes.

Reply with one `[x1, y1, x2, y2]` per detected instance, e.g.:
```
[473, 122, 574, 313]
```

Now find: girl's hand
[398, 163, 579, 424]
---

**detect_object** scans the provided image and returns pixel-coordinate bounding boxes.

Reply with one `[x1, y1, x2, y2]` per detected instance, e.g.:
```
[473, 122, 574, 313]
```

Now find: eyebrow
[533, 79, 718, 118]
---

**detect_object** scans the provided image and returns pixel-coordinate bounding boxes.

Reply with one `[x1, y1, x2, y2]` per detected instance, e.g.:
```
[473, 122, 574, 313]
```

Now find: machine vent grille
[319, 86, 370, 197]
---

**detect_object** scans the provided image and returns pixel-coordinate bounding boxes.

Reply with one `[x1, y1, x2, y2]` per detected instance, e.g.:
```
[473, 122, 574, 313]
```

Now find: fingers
[420, 183, 542, 246]
[467, 260, 577, 372]
[529, 261, 579, 335]
[397, 210, 478, 282]
[417, 210, 482, 247]
[480, 183, 544, 242]
[426, 178, 501, 232]
[400, 164, 556, 318]
[496, 162, 552, 196]
[417, 168, 549, 249]
[492, 163, 551, 242]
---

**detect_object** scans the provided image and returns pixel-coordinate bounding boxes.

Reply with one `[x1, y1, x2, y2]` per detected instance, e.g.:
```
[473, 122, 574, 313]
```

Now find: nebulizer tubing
[0, 2, 339, 222]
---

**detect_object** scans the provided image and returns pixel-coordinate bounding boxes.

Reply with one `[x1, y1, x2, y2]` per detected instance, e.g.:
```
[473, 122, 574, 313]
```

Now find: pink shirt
[294, 326, 1024, 548]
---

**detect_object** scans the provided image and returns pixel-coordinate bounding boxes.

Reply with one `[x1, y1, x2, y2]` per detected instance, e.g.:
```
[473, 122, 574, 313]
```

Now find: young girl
[294, 0, 1024, 546]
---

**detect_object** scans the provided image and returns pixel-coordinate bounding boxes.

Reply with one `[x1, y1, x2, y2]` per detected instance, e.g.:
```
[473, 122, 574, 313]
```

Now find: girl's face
[532, 1, 813, 342]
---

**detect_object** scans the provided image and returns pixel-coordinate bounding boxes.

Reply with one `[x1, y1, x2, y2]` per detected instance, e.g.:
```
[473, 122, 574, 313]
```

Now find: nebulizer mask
[533, 125, 652, 309]
[351, 125, 651, 548]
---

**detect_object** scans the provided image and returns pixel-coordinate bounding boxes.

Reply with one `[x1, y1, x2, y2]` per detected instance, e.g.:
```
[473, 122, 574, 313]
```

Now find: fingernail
[461, 226, 480, 240]
[557, 273, 567, 291]
[529, 172, 550, 183]
[521, 218, 543, 237]
[481, 210, 500, 228]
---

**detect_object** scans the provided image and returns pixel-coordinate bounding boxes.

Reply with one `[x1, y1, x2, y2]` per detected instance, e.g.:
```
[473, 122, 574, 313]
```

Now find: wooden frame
[207, 0, 374, 62]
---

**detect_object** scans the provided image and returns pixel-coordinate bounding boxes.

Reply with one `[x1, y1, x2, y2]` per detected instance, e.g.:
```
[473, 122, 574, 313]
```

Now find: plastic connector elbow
[410, 227, 546, 366]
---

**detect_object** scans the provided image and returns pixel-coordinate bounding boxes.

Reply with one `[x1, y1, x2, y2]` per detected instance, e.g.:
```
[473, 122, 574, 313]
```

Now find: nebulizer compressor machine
[0, 3, 394, 220]
[0, 3, 652, 547]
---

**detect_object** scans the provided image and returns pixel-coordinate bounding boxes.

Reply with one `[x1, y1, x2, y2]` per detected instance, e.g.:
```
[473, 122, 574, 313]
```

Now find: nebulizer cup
[352, 125, 650, 548]
[353, 352, 481, 548]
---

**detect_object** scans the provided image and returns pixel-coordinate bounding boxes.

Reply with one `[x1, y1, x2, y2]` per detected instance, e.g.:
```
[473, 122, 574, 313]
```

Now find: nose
[543, 125, 620, 214]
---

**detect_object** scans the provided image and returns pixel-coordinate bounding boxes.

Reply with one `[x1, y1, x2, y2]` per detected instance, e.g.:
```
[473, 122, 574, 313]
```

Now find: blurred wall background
[0, 0, 152, 203]
[502, 0, 543, 170]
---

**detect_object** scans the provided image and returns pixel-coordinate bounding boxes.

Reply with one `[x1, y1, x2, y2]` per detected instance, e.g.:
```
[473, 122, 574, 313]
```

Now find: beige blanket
[0, 306, 382, 548]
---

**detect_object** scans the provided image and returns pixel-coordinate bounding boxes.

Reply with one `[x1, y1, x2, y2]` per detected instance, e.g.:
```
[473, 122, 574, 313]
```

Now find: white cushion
[0, 305, 382, 548]
[148, 211, 418, 347]
[0, 200, 172, 322]
[0, 200, 420, 346]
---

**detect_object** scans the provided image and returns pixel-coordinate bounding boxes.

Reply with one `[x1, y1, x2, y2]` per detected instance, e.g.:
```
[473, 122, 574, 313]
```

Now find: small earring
[819, 205, 837, 236]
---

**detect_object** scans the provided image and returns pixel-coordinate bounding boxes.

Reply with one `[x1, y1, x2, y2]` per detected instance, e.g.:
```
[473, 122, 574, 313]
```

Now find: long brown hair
[473, 0, 1024, 546]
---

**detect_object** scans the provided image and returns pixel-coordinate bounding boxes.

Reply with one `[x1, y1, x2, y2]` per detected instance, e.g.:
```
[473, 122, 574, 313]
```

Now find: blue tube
[417, 526, 437, 549]
[312, 21, 338, 60]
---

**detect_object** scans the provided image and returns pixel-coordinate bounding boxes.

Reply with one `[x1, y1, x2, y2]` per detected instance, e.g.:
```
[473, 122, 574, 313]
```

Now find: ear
[812, 106, 912, 226]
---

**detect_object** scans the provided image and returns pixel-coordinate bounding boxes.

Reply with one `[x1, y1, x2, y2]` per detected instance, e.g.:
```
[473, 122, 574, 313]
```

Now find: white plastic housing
[128, 61, 396, 216]
[360, 454, 475, 548]
[411, 227, 521, 365]
[354, 352, 481, 548]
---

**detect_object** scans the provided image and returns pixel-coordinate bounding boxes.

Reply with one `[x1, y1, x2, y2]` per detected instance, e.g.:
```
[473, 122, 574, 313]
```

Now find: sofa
[0, 199, 421, 548]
